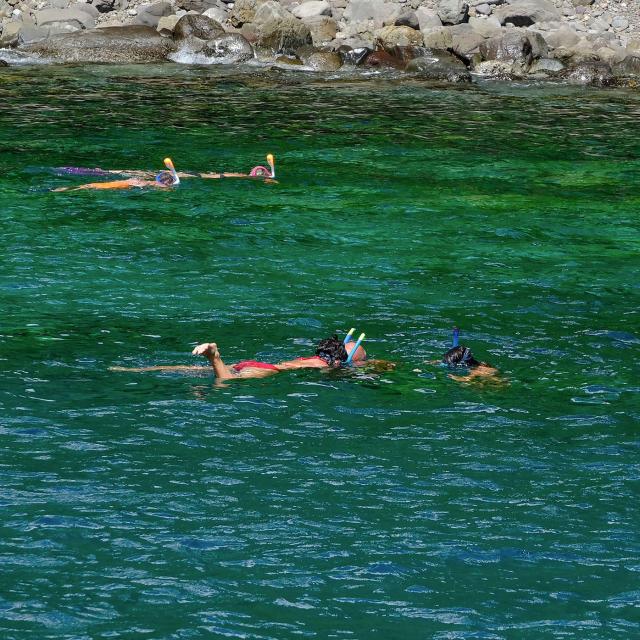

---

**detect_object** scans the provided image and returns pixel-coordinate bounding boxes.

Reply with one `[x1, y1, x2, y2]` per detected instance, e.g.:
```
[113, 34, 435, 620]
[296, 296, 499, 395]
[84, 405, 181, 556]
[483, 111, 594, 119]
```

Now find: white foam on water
[0, 48, 51, 65]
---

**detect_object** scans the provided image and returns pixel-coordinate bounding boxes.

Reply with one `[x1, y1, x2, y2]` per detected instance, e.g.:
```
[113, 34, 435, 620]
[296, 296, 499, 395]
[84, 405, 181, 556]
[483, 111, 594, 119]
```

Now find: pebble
[612, 16, 629, 30]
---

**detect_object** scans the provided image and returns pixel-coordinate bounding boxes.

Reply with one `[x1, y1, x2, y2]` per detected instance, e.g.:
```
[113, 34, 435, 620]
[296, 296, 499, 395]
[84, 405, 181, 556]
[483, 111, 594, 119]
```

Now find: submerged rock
[21, 25, 176, 62]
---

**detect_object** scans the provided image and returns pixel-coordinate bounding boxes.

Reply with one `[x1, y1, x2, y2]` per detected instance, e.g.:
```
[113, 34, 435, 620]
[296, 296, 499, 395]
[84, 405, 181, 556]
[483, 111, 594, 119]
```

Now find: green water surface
[0, 64, 639, 639]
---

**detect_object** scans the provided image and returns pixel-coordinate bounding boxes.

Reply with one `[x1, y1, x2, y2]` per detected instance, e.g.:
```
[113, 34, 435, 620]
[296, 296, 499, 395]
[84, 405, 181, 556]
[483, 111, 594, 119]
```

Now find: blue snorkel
[452, 326, 460, 348]
[343, 328, 355, 345]
[345, 332, 365, 365]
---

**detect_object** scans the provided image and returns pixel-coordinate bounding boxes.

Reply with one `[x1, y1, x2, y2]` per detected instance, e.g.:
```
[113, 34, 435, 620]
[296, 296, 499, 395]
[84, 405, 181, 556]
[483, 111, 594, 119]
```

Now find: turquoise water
[1, 64, 639, 638]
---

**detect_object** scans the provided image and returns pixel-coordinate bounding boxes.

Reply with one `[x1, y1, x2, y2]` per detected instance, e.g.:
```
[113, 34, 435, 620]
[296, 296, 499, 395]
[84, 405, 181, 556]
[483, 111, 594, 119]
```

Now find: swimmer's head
[315, 335, 348, 366]
[155, 170, 177, 186]
[315, 335, 367, 366]
[442, 346, 479, 367]
[249, 165, 270, 177]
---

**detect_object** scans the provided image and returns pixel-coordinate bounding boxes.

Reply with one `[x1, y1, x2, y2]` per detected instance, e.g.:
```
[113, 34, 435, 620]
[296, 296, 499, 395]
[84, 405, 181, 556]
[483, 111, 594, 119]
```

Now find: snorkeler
[110, 330, 392, 382]
[198, 154, 276, 180]
[53, 158, 180, 192]
[440, 327, 499, 382]
[55, 154, 276, 182]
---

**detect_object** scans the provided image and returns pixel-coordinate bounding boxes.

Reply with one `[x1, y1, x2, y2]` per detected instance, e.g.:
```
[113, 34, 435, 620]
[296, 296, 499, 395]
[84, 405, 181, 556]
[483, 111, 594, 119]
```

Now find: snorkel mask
[249, 153, 275, 178]
[156, 157, 180, 186]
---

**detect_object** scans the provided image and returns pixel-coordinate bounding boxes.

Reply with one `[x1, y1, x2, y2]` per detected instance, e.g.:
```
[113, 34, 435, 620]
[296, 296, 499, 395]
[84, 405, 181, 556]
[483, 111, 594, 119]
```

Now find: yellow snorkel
[266, 153, 275, 178]
[163, 157, 180, 185]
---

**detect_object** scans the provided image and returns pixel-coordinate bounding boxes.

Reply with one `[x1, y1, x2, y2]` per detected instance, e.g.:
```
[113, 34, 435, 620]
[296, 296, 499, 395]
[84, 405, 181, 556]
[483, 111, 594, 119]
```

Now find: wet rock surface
[3, 0, 640, 86]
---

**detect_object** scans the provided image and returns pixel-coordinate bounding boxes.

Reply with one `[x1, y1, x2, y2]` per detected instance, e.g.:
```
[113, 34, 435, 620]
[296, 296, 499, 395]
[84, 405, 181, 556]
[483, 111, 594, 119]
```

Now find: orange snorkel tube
[160, 157, 180, 185]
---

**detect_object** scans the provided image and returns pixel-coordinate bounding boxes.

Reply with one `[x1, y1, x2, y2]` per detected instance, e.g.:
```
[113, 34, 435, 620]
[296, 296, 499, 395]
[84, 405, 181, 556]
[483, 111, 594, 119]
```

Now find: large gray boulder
[559, 60, 613, 85]
[250, 4, 312, 54]
[342, 0, 401, 31]
[135, 2, 173, 28]
[374, 25, 424, 49]
[292, 0, 331, 19]
[437, 0, 468, 25]
[422, 26, 453, 49]
[201, 32, 254, 62]
[416, 7, 442, 32]
[480, 29, 548, 69]
[612, 54, 640, 78]
[529, 56, 564, 74]
[448, 22, 485, 58]
[303, 16, 337, 45]
[304, 50, 342, 70]
[18, 25, 51, 45]
[493, 0, 560, 27]
[395, 7, 419, 30]
[0, 21, 22, 47]
[35, 8, 96, 30]
[468, 16, 502, 38]
[173, 14, 225, 41]
[21, 25, 176, 62]
[405, 50, 471, 82]
[229, 0, 268, 27]
[544, 25, 580, 49]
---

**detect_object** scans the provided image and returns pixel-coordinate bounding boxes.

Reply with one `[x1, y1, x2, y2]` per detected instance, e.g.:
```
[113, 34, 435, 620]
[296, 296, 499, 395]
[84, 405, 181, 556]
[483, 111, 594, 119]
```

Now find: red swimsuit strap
[232, 360, 279, 372]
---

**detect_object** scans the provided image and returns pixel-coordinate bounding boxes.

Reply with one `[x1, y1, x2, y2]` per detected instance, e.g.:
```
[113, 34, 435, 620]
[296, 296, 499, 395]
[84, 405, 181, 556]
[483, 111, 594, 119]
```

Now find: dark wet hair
[315, 334, 348, 366]
[442, 346, 480, 367]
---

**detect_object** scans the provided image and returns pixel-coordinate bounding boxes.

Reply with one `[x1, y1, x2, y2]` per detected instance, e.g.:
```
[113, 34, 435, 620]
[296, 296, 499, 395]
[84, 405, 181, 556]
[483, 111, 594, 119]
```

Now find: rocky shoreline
[1, 0, 640, 85]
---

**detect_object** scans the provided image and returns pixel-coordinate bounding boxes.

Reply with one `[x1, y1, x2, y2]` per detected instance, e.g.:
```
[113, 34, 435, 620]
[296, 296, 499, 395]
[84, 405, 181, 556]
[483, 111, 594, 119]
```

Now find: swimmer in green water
[111, 333, 393, 382]
[418, 327, 502, 384]
[440, 345, 499, 382]
[53, 171, 177, 192]
[53, 158, 180, 192]
[55, 154, 276, 182]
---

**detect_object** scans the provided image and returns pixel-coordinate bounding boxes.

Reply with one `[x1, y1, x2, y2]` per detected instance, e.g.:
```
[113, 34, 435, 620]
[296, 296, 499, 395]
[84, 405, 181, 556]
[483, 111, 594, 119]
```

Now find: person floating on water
[198, 154, 276, 180]
[440, 326, 500, 383]
[53, 158, 181, 192]
[111, 330, 393, 382]
[55, 154, 276, 183]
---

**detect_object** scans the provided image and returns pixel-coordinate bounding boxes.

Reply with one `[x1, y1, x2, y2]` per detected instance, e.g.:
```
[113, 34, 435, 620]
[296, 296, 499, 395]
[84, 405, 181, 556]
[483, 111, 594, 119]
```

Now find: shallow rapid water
[1, 64, 639, 639]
